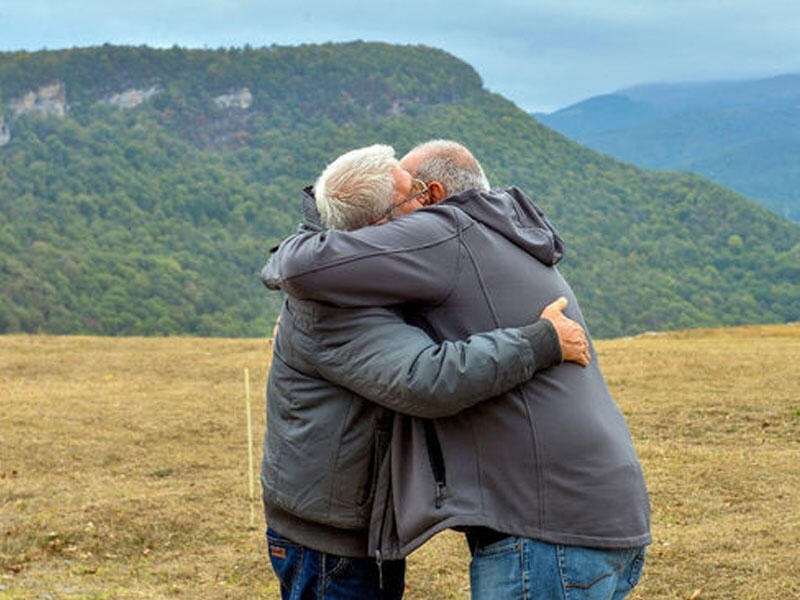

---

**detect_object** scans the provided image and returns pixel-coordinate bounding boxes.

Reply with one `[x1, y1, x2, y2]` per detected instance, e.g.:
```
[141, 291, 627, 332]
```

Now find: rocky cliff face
[11, 82, 67, 118]
[213, 88, 252, 110]
[100, 86, 161, 110]
[3, 82, 68, 146]
[2, 81, 256, 150]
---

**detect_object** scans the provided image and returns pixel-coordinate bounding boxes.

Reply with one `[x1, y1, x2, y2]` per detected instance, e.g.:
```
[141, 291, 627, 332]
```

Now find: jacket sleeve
[313, 317, 562, 419]
[261, 208, 463, 307]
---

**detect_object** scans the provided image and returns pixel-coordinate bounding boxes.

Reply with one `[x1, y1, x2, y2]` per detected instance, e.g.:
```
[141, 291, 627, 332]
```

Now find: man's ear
[427, 181, 447, 204]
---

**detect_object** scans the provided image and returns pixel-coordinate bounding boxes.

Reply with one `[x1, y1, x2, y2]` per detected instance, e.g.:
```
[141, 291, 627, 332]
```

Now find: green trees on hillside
[0, 109, 290, 336]
[1, 44, 799, 338]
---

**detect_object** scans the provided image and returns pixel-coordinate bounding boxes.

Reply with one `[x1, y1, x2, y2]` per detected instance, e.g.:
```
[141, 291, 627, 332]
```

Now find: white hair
[407, 139, 490, 194]
[314, 144, 399, 231]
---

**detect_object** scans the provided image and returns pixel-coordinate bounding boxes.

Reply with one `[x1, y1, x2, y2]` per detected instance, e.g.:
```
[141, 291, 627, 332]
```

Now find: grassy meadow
[1, 325, 798, 599]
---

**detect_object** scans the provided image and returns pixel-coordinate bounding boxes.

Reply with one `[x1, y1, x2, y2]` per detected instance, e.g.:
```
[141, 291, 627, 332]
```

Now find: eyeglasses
[370, 179, 429, 225]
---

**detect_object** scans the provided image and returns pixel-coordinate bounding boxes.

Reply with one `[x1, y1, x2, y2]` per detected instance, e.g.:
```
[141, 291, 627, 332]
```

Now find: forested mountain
[535, 75, 800, 222]
[1, 44, 799, 339]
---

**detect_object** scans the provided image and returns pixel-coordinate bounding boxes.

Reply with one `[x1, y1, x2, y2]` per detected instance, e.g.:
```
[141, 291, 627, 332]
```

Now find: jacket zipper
[374, 413, 395, 590]
[374, 466, 393, 590]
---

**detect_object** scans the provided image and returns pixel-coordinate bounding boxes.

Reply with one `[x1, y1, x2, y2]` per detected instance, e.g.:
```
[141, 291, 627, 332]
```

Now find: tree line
[1, 44, 798, 338]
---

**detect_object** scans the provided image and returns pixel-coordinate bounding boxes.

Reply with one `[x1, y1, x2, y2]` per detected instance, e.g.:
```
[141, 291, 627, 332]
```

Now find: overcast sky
[3, 1, 800, 113]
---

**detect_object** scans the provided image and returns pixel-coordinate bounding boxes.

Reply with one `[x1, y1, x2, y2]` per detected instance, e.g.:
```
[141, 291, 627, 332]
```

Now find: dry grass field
[1, 325, 798, 599]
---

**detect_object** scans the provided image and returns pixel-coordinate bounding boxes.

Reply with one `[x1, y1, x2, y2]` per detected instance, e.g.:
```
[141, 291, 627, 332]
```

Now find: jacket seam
[418, 209, 472, 310]
[460, 230, 501, 327]
[283, 207, 472, 308]
[280, 233, 459, 283]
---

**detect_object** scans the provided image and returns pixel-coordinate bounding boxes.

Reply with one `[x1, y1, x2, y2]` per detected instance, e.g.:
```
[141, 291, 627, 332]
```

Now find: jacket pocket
[358, 426, 389, 508]
[423, 420, 447, 508]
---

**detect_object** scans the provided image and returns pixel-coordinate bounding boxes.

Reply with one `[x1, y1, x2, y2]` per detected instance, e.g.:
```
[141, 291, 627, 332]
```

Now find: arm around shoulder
[266, 209, 462, 306]
[315, 316, 559, 418]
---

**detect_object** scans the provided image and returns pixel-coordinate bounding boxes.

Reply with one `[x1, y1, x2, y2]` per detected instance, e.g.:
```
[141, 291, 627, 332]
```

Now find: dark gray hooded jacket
[263, 187, 651, 559]
[259, 188, 562, 557]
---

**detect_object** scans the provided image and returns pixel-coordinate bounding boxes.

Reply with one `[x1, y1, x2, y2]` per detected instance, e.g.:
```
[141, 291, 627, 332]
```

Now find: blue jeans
[469, 536, 646, 600]
[267, 528, 405, 599]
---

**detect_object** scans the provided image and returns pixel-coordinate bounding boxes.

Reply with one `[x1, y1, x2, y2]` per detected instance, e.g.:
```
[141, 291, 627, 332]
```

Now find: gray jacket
[263, 187, 651, 559]
[260, 189, 562, 557]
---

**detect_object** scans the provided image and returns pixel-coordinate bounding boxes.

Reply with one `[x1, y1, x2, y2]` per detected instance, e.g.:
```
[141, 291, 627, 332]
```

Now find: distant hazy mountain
[535, 75, 800, 222]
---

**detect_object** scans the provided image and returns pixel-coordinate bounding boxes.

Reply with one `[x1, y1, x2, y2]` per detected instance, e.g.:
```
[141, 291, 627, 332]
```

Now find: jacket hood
[262, 186, 324, 288]
[442, 186, 564, 266]
[300, 186, 325, 231]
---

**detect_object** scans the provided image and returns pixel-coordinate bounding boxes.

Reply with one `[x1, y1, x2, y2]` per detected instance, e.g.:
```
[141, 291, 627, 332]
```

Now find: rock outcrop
[214, 88, 252, 110]
[11, 82, 67, 118]
[100, 86, 161, 110]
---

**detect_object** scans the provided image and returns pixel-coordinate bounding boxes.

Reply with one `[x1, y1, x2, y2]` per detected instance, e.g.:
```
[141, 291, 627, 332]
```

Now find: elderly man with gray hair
[260, 143, 591, 599]
[265, 140, 650, 600]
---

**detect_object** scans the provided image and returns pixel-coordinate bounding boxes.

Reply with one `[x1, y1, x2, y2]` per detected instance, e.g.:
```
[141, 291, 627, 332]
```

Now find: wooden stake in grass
[244, 367, 256, 529]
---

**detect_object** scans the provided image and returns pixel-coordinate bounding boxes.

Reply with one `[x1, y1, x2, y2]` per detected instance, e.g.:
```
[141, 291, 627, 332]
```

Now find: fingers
[540, 296, 568, 320]
[539, 296, 591, 367]
[569, 330, 591, 367]
[576, 344, 590, 367]
[557, 320, 591, 367]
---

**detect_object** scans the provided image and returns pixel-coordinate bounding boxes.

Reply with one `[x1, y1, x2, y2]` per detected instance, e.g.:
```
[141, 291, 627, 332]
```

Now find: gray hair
[314, 144, 398, 231]
[407, 139, 490, 194]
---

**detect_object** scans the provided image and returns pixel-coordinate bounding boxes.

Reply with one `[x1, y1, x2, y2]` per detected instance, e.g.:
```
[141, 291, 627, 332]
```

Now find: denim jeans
[267, 528, 406, 599]
[470, 536, 646, 600]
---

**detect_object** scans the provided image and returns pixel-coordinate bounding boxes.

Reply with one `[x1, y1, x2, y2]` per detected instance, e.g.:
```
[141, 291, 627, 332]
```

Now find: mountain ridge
[1, 44, 798, 338]
[536, 73, 800, 221]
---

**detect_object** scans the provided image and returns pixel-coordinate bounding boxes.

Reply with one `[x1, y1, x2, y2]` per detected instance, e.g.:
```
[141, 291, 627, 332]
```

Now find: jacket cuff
[518, 320, 562, 371]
